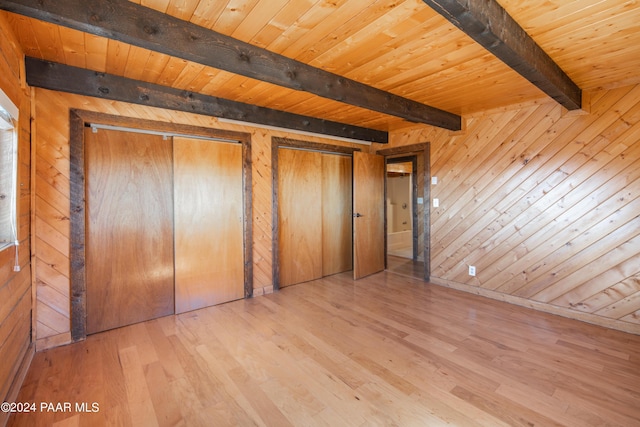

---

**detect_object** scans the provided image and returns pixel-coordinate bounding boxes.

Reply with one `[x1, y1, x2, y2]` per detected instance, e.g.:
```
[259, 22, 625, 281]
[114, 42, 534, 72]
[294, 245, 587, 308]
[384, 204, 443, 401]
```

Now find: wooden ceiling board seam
[122, 45, 155, 81]
[275, 0, 374, 61]
[242, 0, 318, 50]
[262, 0, 352, 54]
[189, 0, 229, 30]
[84, 33, 108, 72]
[504, 0, 630, 34]
[350, 40, 488, 87]
[165, 0, 200, 21]
[141, 50, 172, 83]
[140, 0, 171, 14]
[171, 61, 207, 90]
[229, 0, 289, 43]
[59, 26, 86, 68]
[312, 14, 453, 78]
[3, 12, 40, 58]
[105, 39, 131, 76]
[308, 1, 425, 68]
[296, 0, 414, 66]
[534, 12, 640, 53]
[211, 0, 261, 36]
[29, 20, 63, 62]
[197, 69, 251, 97]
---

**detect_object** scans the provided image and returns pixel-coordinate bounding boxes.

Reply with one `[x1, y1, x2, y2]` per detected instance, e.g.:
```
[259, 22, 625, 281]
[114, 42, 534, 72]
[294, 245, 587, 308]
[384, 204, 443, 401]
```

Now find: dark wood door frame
[69, 109, 253, 341]
[271, 137, 361, 290]
[376, 143, 431, 281]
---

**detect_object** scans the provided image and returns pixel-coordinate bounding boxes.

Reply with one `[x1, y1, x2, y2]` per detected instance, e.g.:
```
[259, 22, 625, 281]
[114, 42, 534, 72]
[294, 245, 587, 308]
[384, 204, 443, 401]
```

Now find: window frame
[0, 88, 19, 253]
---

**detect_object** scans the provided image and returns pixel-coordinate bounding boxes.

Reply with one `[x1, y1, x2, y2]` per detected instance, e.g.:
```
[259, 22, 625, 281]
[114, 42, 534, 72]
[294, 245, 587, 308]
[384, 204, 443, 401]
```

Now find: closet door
[173, 137, 244, 313]
[353, 151, 385, 279]
[278, 148, 323, 287]
[322, 153, 352, 276]
[85, 128, 174, 334]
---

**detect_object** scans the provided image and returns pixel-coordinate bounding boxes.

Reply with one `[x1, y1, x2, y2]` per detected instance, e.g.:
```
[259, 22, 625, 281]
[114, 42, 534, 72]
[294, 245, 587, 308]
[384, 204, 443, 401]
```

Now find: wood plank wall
[385, 85, 640, 334]
[0, 12, 32, 425]
[30, 88, 364, 350]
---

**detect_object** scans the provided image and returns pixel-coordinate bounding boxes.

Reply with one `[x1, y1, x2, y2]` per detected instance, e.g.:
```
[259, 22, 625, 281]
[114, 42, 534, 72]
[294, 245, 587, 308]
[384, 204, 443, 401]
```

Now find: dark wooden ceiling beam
[422, 0, 582, 110]
[0, 0, 461, 130]
[25, 57, 389, 143]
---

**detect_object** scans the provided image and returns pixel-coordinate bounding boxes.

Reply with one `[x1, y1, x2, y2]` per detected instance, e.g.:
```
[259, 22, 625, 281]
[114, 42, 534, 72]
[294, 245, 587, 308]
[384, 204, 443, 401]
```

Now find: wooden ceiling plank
[251, 0, 321, 50]
[84, 34, 108, 72]
[503, 0, 626, 34]
[310, 1, 423, 69]
[299, 0, 413, 66]
[141, 50, 172, 84]
[230, 0, 289, 43]
[122, 45, 153, 81]
[140, 0, 170, 14]
[268, 0, 352, 61]
[189, 0, 228, 30]
[422, 0, 582, 111]
[211, 0, 261, 36]
[105, 39, 130, 76]
[165, 0, 200, 22]
[156, 56, 189, 87]
[28, 20, 64, 61]
[0, 0, 461, 130]
[25, 57, 389, 143]
[2, 12, 41, 58]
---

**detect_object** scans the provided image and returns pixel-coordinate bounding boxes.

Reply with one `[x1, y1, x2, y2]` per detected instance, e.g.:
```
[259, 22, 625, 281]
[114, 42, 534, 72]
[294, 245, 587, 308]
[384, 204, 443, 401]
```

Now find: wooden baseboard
[35, 332, 72, 352]
[430, 277, 640, 336]
[0, 342, 34, 427]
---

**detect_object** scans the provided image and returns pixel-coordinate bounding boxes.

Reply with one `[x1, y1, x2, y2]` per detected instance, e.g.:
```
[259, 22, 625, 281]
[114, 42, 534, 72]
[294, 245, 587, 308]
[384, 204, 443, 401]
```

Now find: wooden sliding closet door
[85, 128, 174, 334]
[173, 137, 244, 313]
[278, 148, 323, 287]
[322, 154, 352, 276]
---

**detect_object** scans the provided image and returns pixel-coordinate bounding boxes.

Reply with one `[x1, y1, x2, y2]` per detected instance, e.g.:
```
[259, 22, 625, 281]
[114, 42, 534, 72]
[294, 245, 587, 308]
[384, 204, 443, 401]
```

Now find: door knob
[354, 213, 363, 218]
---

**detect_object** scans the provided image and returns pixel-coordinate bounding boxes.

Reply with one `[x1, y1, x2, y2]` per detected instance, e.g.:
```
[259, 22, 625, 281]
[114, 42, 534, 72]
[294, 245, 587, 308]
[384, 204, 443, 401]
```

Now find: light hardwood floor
[8, 271, 640, 426]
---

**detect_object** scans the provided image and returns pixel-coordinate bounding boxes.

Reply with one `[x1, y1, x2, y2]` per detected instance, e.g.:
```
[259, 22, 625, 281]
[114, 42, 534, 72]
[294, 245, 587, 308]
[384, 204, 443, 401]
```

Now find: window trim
[0, 88, 19, 253]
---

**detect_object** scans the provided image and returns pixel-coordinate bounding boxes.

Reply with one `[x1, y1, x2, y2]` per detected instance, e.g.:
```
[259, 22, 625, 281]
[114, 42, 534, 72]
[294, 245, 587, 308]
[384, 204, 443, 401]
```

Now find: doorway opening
[377, 143, 431, 282]
[386, 160, 415, 259]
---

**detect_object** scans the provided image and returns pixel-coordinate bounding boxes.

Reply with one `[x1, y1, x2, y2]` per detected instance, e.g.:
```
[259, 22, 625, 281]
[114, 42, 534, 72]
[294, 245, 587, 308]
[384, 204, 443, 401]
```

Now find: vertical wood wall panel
[387, 85, 640, 334]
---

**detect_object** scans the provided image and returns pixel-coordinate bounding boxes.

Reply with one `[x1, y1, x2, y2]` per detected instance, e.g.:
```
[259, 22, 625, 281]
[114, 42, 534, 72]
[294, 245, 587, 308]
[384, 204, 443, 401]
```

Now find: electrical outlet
[468, 265, 476, 276]
[433, 198, 439, 207]
[13, 265, 20, 272]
